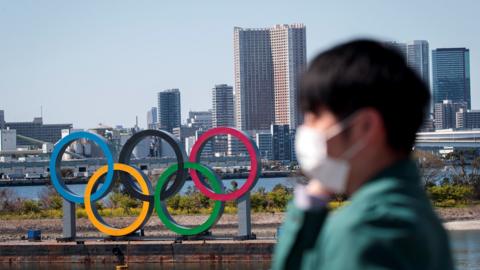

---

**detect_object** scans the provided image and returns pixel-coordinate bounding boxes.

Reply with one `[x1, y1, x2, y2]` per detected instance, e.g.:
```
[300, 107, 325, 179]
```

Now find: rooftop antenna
[40, 105, 43, 118]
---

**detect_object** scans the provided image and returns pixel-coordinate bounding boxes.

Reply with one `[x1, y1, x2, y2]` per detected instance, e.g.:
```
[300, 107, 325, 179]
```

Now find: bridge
[415, 129, 480, 149]
[2, 129, 479, 182]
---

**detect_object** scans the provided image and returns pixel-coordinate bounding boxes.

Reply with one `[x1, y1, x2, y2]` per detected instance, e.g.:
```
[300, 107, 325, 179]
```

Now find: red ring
[189, 127, 260, 201]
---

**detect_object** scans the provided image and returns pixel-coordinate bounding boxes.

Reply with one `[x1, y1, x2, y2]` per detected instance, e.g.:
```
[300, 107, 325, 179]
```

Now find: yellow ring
[84, 163, 150, 236]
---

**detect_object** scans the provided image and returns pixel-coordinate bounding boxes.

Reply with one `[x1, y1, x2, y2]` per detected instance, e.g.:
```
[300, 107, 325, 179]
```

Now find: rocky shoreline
[2, 207, 480, 242]
[436, 205, 480, 230]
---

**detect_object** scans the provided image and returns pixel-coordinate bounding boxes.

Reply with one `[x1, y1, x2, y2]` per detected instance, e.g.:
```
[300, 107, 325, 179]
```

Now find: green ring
[154, 162, 225, 236]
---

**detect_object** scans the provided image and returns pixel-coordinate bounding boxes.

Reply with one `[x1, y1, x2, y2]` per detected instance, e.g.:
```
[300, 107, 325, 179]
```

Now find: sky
[0, 0, 479, 129]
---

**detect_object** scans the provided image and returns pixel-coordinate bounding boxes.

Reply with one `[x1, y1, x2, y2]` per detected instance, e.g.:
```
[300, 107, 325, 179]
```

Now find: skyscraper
[432, 48, 471, 109]
[234, 24, 306, 131]
[212, 84, 235, 128]
[384, 40, 429, 84]
[157, 89, 181, 133]
[407, 40, 430, 85]
[271, 24, 307, 128]
[385, 40, 431, 115]
[234, 26, 274, 131]
[146, 107, 157, 129]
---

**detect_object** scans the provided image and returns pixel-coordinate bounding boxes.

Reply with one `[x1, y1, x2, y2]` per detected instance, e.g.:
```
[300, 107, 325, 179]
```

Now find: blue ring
[49, 131, 115, 204]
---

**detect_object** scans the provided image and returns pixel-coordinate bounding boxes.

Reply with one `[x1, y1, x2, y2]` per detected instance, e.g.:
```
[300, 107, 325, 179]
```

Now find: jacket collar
[348, 157, 421, 201]
[368, 157, 420, 185]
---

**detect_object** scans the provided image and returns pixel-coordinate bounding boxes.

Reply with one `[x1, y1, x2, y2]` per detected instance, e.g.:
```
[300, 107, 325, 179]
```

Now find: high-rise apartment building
[234, 24, 306, 131]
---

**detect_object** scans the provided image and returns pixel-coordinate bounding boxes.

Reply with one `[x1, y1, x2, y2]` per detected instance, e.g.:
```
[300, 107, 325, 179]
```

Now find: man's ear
[356, 108, 384, 143]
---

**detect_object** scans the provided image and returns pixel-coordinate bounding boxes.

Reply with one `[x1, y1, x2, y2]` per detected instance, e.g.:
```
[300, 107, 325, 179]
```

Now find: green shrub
[434, 199, 458, 208]
[427, 184, 474, 207]
[21, 200, 42, 214]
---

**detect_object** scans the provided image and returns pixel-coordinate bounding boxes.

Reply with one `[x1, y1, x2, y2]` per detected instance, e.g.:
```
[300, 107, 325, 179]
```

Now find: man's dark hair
[299, 39, 430, 154]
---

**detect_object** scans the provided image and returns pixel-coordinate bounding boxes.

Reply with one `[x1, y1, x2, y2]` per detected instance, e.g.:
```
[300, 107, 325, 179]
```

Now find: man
[272, 40, 454, 270]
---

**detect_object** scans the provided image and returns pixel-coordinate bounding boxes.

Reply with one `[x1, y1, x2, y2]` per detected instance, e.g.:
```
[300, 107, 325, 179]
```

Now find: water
[3, 177, 298, 200]
[451, 230, 480, 270]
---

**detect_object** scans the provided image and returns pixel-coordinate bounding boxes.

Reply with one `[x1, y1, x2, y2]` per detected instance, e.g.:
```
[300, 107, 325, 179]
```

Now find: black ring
[118, 129, 187, 202]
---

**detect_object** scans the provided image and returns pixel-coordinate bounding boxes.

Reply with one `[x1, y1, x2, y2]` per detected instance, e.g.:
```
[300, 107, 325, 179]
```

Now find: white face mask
[295, 116, 366, 194]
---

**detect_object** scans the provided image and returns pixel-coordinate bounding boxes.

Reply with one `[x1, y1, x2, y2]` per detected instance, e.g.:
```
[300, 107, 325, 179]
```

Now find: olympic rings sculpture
[49, 127, 261, 236]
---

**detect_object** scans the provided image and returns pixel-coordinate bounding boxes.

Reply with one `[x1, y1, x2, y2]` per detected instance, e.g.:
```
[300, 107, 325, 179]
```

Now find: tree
[0, 188, 20, 213]
[445, 149, 480, 198]
[414, 150, 445, 187]
[39, 186, 63, 210]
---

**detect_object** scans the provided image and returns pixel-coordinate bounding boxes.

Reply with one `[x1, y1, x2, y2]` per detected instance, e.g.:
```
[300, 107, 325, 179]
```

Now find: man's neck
[347, 150, 407, 195]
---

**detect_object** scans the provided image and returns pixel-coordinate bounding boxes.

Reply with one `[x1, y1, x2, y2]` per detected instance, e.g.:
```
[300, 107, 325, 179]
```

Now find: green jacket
[272, 159, 454, 270]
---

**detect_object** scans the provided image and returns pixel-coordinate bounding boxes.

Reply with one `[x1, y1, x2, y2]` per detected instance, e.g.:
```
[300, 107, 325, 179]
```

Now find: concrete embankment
[0, 240, 275, 264]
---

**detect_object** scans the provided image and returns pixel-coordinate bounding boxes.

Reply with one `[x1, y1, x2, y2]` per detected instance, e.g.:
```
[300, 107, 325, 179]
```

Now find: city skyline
[1, 1, 479, 128]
